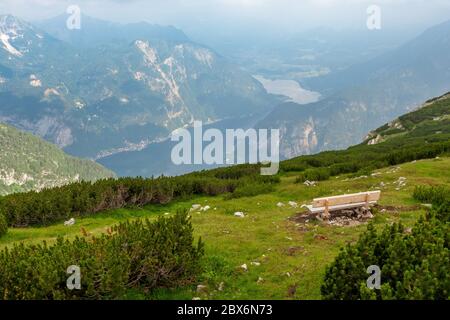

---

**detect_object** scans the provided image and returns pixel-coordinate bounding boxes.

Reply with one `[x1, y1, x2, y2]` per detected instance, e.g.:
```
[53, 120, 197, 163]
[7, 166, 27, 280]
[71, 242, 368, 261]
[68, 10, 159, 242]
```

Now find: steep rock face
[258, 20, 450, 158]
[0, 15, 276, 160]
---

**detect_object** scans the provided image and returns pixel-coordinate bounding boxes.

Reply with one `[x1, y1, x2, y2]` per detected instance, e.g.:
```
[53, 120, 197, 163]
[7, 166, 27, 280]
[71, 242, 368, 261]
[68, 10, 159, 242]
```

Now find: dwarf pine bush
[321, 187, 450, 300]
[0, 213, 7, 237]
[0, 210, 204, 300]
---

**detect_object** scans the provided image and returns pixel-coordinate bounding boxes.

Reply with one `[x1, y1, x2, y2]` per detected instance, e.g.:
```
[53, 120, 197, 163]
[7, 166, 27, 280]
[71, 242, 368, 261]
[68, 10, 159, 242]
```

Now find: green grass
[1, 157, 449, 300]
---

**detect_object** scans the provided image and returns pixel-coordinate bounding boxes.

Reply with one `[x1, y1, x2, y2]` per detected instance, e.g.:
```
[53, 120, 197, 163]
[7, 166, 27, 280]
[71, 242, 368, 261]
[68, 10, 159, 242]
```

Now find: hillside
[364, 92, 450, 145]
[0, 123, 115, 195]
[280, 92, 450, 177]
[0, 93, 448, 299]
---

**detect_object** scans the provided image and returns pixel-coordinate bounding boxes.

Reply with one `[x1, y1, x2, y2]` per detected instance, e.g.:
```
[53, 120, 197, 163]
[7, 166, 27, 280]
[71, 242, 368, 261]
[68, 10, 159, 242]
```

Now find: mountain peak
[0, 14, 32, 32]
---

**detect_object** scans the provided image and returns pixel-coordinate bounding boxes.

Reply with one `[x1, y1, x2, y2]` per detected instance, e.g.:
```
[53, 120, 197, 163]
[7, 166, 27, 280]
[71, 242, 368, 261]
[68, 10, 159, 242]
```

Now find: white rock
[276, 202, 285, 208]
[192, 204, 201, 210]
[197, 284, 207, 293]
[240, 264, 248, 272]
[303, 180, 317, 187]
[234, 212, 245, 218]
[288, 201, 298, 208]
[201, 205, 211, 212]
[257, 277, 264, 284]
[251, 261, 261, 266]
[64, 218, 75, 226]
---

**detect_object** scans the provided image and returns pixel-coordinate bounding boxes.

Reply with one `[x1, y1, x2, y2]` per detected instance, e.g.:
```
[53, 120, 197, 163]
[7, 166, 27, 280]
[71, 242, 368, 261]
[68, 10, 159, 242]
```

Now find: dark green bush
[413, 185, 449, 205]
[321, 188, 450, 300]
[0, 210, 204, 300]
[0, 165, 278, 228]
[295, 167, 330, 183]
[0, 213, 7, 238]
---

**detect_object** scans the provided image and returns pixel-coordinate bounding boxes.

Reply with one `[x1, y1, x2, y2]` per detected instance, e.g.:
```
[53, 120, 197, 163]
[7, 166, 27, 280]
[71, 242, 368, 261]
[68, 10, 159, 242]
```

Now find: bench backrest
[312, 191, 381, 208]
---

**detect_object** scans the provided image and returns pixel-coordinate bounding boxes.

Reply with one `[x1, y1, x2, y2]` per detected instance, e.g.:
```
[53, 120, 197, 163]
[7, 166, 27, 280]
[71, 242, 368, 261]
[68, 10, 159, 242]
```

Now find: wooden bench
[304, 191, 381, 219]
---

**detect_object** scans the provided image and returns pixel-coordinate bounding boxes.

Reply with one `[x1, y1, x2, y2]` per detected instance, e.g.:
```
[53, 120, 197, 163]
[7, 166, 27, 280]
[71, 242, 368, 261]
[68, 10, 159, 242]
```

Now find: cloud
[1, 0, 449, 31]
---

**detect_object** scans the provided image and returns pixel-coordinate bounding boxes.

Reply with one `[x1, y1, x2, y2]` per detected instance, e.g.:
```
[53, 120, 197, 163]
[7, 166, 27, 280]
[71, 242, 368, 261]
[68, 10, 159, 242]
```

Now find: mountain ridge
[258, 19, 450, 159]
[0, 14, 278, 161]
[0, 122, 115, 195]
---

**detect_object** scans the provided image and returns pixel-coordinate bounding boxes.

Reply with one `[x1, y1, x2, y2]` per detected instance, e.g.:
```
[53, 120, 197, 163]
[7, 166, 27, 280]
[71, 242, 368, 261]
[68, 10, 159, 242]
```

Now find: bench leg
[323, 200, 330, 220]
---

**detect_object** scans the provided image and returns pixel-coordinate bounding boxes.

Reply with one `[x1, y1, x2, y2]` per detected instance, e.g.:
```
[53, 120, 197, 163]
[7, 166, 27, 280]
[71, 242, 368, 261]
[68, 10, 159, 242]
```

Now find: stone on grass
[197, 285, 207, 293]
[64, 218, 75, 226]
[288, 201, 298, 208]
[234, 212, 245, 218]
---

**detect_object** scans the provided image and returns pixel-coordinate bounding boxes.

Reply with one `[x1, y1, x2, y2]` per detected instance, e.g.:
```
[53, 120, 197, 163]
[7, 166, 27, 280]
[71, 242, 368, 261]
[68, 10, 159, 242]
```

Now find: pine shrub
[0, 213, 7, 238]
[321, 187, 450, 300]
[0, 210, 204, 300]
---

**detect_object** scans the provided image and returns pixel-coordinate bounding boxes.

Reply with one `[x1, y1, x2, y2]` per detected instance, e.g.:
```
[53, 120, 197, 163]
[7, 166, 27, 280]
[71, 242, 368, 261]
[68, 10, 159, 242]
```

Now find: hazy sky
[1, 0, 450, 37]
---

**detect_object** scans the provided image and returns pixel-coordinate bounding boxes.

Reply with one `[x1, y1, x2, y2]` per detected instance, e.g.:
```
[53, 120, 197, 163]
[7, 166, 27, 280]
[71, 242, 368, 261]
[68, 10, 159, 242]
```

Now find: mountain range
[0, 14, 277, 162]
[258, 19, 450, 159]
[1, 13, 450, 178]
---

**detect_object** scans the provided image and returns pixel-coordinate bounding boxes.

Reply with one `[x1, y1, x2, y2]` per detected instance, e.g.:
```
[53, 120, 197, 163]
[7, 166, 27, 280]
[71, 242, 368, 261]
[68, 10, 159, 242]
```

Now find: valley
[253, 75, 321, 105]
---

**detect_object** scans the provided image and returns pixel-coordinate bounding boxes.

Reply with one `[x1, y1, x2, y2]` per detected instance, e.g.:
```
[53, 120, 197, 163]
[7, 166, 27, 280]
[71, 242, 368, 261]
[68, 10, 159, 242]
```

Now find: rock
[192, 204, 201, 210]
[64, 218, 75, 226]
[251, 261, 261, 266]
[276, 202, 285, 208]
[288, 201, 298, 208]
[201, 205, 211, 212]
[192, 297, 201, 300]
[257, 277, 264, 284]
[404, 227, 413, 234]
[303, 180, 317, 187]
[380, 209, 387, 213]
[234, 212, 245, 218]
[362, 212, 374, 219]
[218, 282, 224, 291]
[197, 284, 208, 293]
[240, 264, 248, 272]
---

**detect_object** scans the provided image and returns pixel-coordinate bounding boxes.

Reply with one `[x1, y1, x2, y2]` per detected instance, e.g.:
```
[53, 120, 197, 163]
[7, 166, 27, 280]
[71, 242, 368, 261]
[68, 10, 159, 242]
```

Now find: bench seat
[304, 190, 381, 217]
[304, 200, 378, 214]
